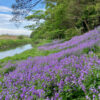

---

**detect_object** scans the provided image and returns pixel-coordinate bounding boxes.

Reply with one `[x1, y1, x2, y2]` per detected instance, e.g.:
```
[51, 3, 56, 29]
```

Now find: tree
[11, 0, 42, 21]
[12, 0, 100, 40]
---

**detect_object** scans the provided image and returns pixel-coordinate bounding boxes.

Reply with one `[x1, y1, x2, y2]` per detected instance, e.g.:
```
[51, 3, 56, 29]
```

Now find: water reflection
[0, 44, 33, 59]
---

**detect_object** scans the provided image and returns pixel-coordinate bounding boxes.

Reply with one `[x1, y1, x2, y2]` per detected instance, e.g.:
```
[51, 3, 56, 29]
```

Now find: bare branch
[11, 0, 42, 22]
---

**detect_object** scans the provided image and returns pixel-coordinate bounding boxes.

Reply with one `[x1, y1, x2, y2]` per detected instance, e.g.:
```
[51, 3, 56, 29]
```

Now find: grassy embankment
[0, 39, 60, 88]
[0, 39, 60, 66]
[0, 35, 32, 51]
[1, 35, 100, 99]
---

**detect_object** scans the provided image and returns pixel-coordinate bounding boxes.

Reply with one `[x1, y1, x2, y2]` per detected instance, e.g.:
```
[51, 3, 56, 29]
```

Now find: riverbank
[0, 39, 32, 51]
[0, 39, 60, 78]
[0, 39, 55, 64]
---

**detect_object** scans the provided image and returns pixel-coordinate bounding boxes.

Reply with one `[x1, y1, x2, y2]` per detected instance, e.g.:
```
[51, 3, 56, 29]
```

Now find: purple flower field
[38, 29, 100, 51]
[0, 29, 100, 99]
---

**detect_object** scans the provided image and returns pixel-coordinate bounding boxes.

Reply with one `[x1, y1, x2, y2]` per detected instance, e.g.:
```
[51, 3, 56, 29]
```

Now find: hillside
[0, 28, 100, 99]
[1, 0, 100, 99]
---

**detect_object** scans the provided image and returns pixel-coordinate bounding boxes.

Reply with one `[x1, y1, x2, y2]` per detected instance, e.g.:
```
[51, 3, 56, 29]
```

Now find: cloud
[0, 13, 14, 28]
[0, 6, 37, 36]
[0, 13, 33, 36]
[0, 6, 12, 12]
[0, 13, 32, 36]
[0, 13, 12, 21]
[0, 28, 31, 36]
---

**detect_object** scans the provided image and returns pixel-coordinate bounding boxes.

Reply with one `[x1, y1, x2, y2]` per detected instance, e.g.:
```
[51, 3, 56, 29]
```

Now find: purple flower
[93, 95, 96, 100]
[86, 95, 90, 100]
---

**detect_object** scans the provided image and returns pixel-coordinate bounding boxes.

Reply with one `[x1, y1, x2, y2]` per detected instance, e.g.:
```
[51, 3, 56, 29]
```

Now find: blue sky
[0, 0, 45, 36]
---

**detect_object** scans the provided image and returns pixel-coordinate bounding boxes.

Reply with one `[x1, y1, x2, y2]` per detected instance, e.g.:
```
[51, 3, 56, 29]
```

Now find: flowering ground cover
[0, 29, 100, 99]
[38, 29, 100, 51]
[0, 39, 54, 64]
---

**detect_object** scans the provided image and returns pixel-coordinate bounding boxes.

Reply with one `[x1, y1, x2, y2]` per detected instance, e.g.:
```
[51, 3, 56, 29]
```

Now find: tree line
[12, 0, 100, 40]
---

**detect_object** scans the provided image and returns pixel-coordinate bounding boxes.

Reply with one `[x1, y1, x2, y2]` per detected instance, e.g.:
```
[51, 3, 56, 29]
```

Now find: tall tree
[12, 0, 100, 40]
[12, 0, 42, 21]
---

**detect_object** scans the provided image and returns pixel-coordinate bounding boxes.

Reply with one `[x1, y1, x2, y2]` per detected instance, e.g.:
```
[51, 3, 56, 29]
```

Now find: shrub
[18, 35, 24, 39]
[82, 45, 100, 54]
[64, 28, 81, 41]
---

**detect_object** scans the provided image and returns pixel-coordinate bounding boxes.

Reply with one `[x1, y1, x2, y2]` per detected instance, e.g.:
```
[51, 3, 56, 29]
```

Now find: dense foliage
[38, 29, 100, 51]
[14, 0, 100, 40]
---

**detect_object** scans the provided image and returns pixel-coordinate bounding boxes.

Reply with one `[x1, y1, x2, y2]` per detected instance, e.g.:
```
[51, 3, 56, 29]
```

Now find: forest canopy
[12, 0, 100, 40]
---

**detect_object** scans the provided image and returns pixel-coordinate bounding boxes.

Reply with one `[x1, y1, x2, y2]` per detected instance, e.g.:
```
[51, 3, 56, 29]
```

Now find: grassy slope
[0, 39, 60, 66]
[0, 39, 100, 98]
[0, 39, 61, 93]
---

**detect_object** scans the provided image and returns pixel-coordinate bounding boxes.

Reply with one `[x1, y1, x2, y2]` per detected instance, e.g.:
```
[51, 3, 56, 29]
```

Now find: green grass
[0, 48, 60, 76]
[0, 39, 59, 65]
[0, 39, 32, 51]
[0, 39, 57, 91]
[81, 45, 100, 58]
[0, 39, 100, 98]
[0, 48, 59, 63]
[0, 39, 60, 89]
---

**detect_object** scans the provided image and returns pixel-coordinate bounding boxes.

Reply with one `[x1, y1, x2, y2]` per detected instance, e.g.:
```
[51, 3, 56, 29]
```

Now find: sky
[0, 0, 44, 36]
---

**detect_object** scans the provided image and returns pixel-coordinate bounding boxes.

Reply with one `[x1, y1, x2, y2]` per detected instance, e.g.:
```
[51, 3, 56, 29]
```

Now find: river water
[0, 44, 33, 59]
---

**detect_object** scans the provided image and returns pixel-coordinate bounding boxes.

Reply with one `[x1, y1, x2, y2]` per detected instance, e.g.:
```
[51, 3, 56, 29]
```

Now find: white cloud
[0, 28, 31, 36]
[0, 13, 32, 36]
[0, 13, 33, 36]
[0, 13, 12, 21]
[0, 13, 33, 26]
[0, 6, 36, 36]
[0, 6, 12, 12]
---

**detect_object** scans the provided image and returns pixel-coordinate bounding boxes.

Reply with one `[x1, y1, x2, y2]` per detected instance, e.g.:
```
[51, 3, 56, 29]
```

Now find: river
[0, 44, 33, 59]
